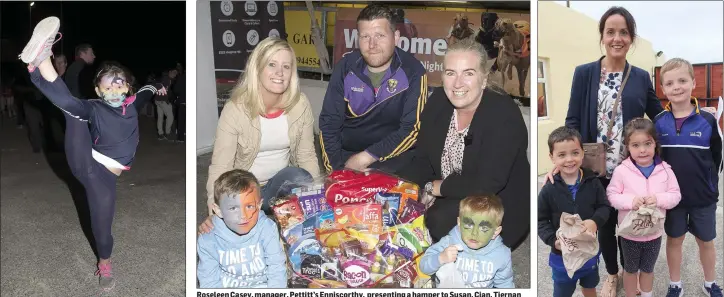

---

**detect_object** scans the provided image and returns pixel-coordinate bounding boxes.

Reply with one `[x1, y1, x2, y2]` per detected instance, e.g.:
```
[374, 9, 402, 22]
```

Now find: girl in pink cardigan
[607, 118, 682, 297]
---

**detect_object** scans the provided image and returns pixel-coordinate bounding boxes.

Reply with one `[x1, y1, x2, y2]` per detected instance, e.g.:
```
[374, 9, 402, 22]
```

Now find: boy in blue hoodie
[197, 169, 287, 288]
[419, 195, 514, 288]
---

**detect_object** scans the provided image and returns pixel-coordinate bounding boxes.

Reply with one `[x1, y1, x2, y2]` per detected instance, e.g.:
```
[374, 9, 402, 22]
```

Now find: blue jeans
[260, 167, 313, 214]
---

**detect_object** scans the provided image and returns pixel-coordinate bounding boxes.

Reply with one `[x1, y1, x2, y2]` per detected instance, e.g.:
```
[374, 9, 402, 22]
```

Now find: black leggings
[599, 177, 625, 275]
[64, 113, 118, 260]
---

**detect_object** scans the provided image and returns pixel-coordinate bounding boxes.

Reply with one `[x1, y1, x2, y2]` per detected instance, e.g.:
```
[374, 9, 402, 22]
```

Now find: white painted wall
[196, 0, 220, 155]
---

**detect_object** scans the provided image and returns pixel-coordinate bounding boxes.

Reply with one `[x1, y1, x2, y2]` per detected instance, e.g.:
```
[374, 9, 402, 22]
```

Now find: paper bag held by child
[616, 204, 665, 238]
[556, 212, 599, 278]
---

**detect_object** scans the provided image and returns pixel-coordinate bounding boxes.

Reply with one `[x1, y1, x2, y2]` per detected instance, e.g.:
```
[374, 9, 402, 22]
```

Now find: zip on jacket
[654, 98, 722, 208]
[537, 168, 611, 255]
[606, 157, 682, 241]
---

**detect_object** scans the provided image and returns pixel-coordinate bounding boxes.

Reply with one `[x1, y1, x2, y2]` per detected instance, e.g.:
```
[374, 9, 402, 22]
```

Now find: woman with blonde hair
[203, 37, 320, 220]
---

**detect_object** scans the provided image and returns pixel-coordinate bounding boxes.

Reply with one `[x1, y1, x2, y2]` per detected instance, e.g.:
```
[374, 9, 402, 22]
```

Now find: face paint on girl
[218, 187, 261, 235]
[96, 74, 129, 107]
[459, 212, 500, 250]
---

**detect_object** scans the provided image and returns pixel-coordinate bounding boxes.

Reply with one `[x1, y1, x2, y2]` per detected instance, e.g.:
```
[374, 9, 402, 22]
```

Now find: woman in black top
[397, 39, 530, 250]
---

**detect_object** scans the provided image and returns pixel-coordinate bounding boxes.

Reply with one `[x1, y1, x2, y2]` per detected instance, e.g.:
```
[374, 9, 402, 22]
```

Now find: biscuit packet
[333, 203, 383, 234]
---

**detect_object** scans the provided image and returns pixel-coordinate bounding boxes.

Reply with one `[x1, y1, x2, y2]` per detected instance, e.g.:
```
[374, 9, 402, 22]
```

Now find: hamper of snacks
[270, 169, 434, 288]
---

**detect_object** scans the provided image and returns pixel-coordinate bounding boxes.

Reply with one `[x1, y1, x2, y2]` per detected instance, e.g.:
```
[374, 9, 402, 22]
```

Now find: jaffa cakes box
[333, 203, 383, 234]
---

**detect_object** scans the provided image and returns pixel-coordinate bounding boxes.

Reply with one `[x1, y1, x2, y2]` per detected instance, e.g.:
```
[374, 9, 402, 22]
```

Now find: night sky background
[1, 1, 185, 93]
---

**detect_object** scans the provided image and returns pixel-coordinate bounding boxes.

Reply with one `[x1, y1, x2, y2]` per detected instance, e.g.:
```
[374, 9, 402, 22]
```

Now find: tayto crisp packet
[389, 182, 419, 214]
[272, 196, 305, 231]
[293, 184, 330, 219]
[398, 198, 425, 224]
[375, 192, 402, 227]
[334, 203, 383, 234]
[325, 170, 399, 207]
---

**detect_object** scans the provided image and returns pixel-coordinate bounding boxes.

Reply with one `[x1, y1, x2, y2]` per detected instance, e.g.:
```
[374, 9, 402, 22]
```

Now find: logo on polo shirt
[690, 131, 702, 137]
[351, 86, 364, 93]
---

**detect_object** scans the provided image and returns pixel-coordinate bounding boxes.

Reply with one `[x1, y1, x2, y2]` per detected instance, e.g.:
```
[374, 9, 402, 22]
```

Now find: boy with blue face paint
[419, 195, 514, 288]
[18, 17, 167, 292]
[197, 169, 288, 288]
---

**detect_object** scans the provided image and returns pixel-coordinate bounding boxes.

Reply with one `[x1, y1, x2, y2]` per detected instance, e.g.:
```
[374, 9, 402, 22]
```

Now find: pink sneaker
[18, 16, 62, 68]
[95, 262, 115, 292]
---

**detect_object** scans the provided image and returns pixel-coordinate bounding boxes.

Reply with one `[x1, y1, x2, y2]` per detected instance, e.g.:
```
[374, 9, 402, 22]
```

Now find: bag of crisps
[325, 169, 400, 207]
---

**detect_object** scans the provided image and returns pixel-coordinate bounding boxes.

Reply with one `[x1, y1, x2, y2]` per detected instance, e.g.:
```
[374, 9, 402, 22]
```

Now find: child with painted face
[197, 169, 287, 288]
[607, 118, 681, 297]
[538, 126, 611, 297]
[18, 17, 166, 292]
[419, 195, 514, 288]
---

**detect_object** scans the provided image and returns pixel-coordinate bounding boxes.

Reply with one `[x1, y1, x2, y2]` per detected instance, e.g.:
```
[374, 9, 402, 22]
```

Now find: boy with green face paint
[419, 195, 514, 288]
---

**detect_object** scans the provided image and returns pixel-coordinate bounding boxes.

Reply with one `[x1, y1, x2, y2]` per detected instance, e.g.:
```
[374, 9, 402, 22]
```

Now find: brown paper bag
[616, 204, 665, 238]
[556, 213, 599, 278]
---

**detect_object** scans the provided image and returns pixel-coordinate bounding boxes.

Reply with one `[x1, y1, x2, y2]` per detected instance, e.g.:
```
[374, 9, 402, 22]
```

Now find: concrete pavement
[536, 174, 724, 296]
[0, 116, 186, 296]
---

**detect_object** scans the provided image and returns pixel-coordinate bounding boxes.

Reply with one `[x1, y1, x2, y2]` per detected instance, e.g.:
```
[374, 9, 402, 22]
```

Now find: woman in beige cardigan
[204, 37, 320, 217]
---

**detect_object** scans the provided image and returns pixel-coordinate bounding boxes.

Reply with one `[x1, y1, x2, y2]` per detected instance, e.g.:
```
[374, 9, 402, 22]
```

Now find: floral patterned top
[441, 109, 469, 179]
[596, 71, 624, 178]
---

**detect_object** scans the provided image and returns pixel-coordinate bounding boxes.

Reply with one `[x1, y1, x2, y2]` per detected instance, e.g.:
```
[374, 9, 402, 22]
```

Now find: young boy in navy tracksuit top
[654, 58, 722, 297]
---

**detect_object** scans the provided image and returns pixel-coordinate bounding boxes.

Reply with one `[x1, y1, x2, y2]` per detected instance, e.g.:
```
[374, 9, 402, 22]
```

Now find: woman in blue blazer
[558, 7, 663, 297]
